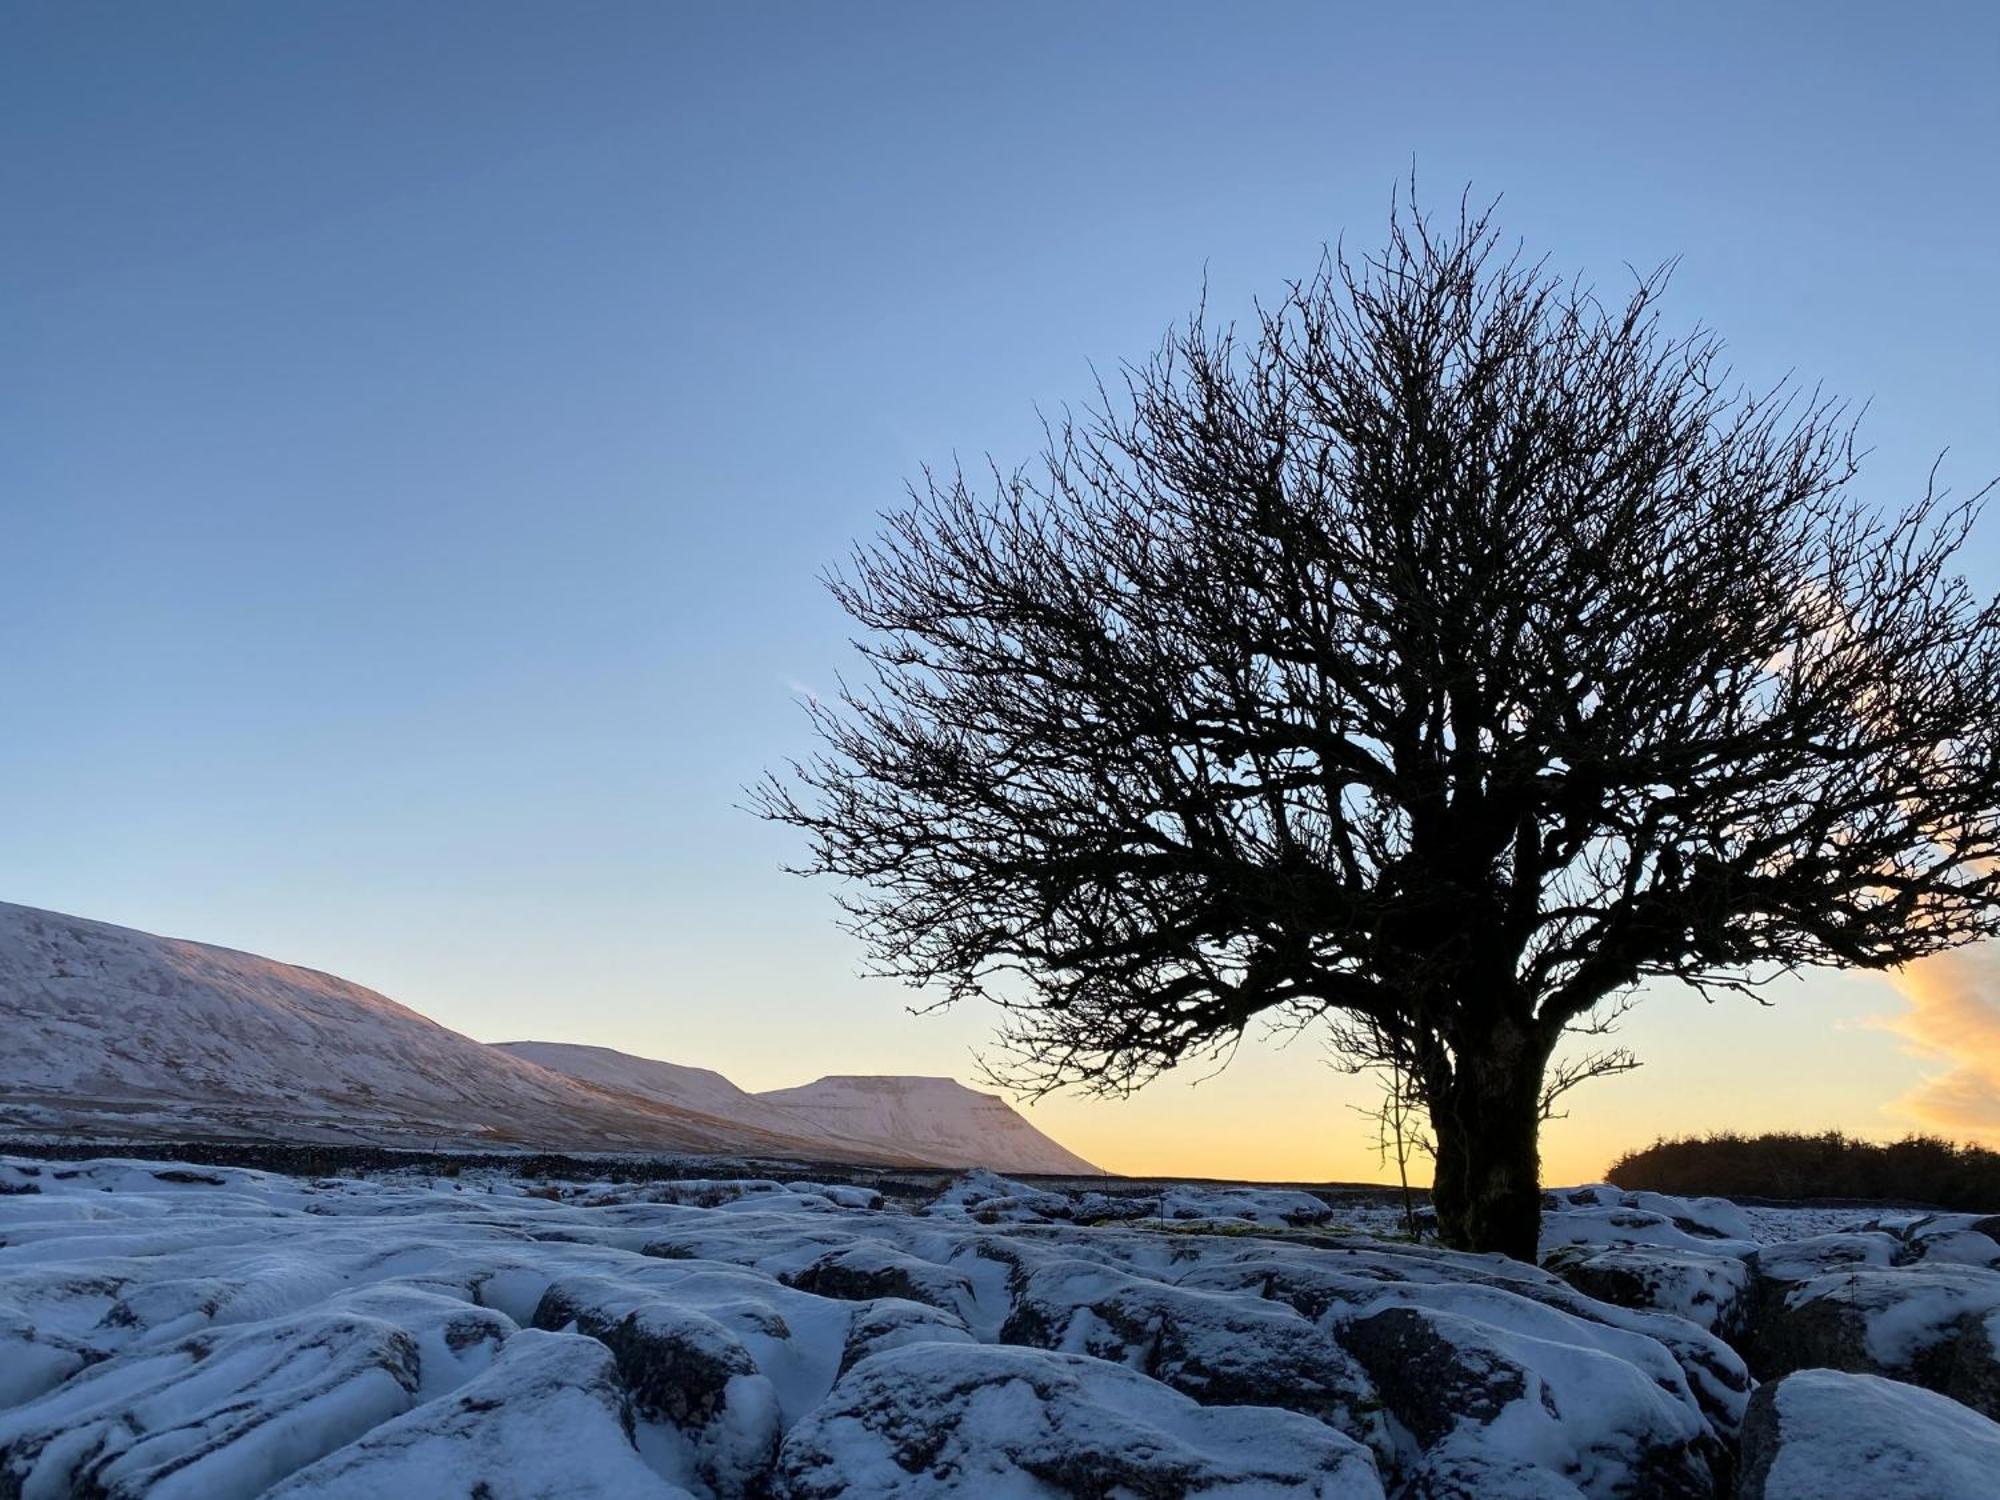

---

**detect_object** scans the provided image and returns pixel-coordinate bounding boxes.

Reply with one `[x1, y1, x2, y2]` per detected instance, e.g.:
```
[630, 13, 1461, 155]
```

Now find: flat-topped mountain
[499, 1041, 1101, 1175]
[763, 1073, 1099, 1175]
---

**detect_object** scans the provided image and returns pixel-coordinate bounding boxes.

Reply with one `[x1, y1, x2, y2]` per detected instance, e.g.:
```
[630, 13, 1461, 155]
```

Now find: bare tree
[757, 195, 2000, 1258]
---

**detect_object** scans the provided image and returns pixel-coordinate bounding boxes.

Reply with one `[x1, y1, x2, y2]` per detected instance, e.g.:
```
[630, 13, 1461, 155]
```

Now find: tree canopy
[759, 197, 2000, 1255]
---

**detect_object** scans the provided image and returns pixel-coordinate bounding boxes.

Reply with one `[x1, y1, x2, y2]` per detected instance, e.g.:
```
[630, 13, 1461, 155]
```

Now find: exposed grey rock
[1746, 1256, 2000, 1416]
[1542, 1242, 1752, 1340]
[531, 1273, 780, 1496]
[265, 1329, 689, 1499]
[998, 1257, 1389, 1460]
[773, 1341, 1385, 1497]
[1337, 1300, 1722, 1498]
[837, 1298, 974, 1375]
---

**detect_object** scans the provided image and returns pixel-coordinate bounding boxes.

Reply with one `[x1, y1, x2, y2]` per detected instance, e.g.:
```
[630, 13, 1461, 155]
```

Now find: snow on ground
[1739, 1369, 2000, 1499]
[1312, 1188, 1863, 1250]
[1, 1156, 1995, 1497]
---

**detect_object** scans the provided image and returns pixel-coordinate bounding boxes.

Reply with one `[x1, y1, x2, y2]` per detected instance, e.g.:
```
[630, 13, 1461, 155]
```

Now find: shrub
[1608, 1130, 2000, 1209]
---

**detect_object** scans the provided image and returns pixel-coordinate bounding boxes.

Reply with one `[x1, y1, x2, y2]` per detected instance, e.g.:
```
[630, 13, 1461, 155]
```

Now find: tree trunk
[1426, 1026, 1546, 1261]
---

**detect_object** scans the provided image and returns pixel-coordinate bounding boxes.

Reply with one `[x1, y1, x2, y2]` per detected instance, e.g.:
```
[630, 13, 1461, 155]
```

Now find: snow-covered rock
[922, 1167, 1081, 1222]
[1749, 1260, 2000, 1415]
[1545, 1185, 1755, 1243]
[0, 1306, 99, 1410]
[1738, 1369, 2000, 1500]
[1156, 1184, 1339, 1228]
[531, 1274, 781, 1494]
[772, 1342, 1386, 1497]
[921, 1167, 1334, 1227]
[1542, 1243, 1753, 1339]
[1541, 1186, 1759, 1261]
[1833, 1210, 2000, 1270]
[783, 1241, 983, 1326]
[1180, 1239, 1751, 1446]
[264, 1329, 690, 1499]
[0, 1301, 427, 1499]
[836, 1298, 975, 1375]
[1334, 1293, 1723, 1496]
[1538, 1184, 2000, 1429]
[1748, 1229, 1901, 1283]
[0, 1154, 1780, 1498]
[998, 1256, 1388, 1455]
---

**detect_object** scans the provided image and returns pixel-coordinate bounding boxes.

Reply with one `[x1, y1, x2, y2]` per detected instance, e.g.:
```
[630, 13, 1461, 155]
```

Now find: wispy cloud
[1885, 946, 2000, 1140]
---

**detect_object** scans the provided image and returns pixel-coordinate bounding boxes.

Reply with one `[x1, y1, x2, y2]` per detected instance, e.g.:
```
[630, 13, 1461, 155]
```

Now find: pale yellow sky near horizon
[20, 885, 1993, 1187]
[449, 933, 1981, 1189]
[942, 964, 1967, 1186]
[120, 883, 1977, 1189]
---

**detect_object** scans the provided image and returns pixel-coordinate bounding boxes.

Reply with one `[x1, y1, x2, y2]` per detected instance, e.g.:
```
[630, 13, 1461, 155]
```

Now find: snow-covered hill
[0, 903, 886, 1160]
[496, 1042, 1101, 1175]
[495, 1041, 772, 1127]
[0, 902, 1100, 1174]
[759, 1073, 1100, 1175]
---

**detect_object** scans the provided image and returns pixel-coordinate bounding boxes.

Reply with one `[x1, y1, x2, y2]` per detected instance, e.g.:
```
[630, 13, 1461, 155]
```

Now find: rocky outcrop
[20, 1157, 1984, 1500]
[1542, 1243, 1752, 1340]
[836, 1298, 974, 1375]
[772, 1342, 1386, 1497]
[531, 1275, 780, 1495]
[0, 1304, 424, 1500]
[264, 1330, 688, 1499]
[1738, 1369, 2000, 1500]
[1740, 1222, 2000, 1417]
[998, 1257, 1388, 1457]
[1542, 1188, 2000, 1427]
[782, 1242, 980, 1324]
[1337, 1297, 1723, 1498]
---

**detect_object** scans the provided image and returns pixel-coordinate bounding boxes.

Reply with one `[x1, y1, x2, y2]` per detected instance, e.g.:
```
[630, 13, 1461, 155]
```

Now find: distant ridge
[0, 900, 888, 1159]
[759, 1072, 1102, 1175]
[498, 1040, 1101, 1175]
[0, 900, 1098, 1173]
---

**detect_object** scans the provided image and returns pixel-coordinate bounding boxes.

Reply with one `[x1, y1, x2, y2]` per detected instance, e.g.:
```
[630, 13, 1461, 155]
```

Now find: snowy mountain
[0, 902, 891, 1160]
[0, 901, 1100, 1173]
[496, 1041, 1102, 1175]
[759, 1073, 1101, 1175]
[496, 1041, 771, 1127]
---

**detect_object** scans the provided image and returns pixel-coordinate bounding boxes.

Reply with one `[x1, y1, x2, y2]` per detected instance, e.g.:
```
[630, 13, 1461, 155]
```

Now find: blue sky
[5, 2, 1998, 1179]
